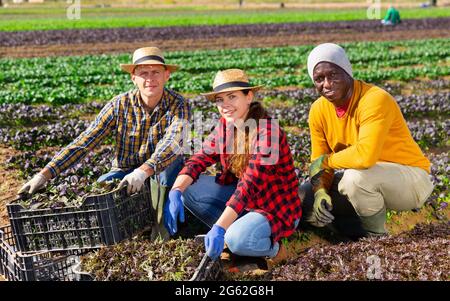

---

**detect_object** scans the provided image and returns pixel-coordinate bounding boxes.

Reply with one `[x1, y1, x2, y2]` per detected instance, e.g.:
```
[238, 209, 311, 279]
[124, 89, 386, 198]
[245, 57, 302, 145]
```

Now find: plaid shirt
[179, 117, 302, 242]
[46, 88, 191, 177]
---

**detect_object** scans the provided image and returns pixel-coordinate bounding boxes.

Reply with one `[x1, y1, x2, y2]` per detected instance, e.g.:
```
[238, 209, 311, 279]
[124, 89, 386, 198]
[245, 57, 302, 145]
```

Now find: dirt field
[1, 23, 449, 58]
[0, 5, 448, 281]
[0, 147, 23, 227]
[4, 0, 450, 10]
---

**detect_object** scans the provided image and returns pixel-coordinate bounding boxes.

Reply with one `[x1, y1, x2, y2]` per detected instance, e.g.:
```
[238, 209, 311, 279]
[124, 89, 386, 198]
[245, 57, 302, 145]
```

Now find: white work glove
[118, 169, 149, 195]
[18, 173, 48, 195]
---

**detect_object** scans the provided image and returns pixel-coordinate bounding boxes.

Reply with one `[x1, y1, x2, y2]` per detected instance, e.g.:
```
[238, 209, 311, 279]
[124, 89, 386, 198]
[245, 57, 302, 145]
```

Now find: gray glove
[18, 173, 48, 195]
[307, 188, 335, 227]
[118, 168, 148, 195]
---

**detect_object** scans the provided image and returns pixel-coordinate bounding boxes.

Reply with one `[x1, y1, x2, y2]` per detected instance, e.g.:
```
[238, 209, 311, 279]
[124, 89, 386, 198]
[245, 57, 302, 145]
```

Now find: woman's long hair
[228, 96, 268, 178]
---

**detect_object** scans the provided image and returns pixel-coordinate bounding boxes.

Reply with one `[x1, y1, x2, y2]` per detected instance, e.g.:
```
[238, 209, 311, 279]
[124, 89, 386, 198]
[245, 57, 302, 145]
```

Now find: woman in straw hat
[19, 46, 190, 200]
[164, 69, 302, 267]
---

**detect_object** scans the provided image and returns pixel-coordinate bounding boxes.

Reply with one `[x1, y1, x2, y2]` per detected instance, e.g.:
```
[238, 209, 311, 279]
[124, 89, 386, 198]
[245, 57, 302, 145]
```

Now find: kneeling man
[300, 43, 434, 237]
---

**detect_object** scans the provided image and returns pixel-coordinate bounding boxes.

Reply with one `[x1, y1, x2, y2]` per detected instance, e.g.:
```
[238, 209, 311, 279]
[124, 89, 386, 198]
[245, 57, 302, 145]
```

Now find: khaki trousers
[338, 162, 434, 217]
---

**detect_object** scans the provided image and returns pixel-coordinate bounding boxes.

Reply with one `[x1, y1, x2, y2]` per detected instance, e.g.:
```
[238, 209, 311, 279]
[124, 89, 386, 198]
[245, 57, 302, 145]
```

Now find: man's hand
[204, 224, 226, 261]
[118, 168, 149, 195]
[163, 189, 185, 236]
[18, 173, 48, 195]
[307, 188, 334, 227]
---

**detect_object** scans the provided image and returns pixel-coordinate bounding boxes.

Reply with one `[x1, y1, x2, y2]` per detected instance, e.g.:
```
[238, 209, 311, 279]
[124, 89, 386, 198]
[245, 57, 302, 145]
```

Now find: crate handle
[80, 182, 128, 202]
[15, 193, 28, 201]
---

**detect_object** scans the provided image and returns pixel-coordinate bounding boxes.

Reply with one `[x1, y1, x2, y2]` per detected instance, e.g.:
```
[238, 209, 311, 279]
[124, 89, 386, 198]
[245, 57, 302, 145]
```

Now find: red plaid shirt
[179, 117, 302, 242]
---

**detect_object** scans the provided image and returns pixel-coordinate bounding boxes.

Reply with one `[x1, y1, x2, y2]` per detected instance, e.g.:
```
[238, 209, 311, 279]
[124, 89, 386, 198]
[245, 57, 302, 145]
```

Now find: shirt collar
[132, 87, 171, 113]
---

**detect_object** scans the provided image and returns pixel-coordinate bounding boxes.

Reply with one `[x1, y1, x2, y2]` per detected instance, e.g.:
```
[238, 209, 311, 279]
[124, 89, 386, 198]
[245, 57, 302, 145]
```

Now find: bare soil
[1, 28, 449, 58]
[0, 147, 23, 227]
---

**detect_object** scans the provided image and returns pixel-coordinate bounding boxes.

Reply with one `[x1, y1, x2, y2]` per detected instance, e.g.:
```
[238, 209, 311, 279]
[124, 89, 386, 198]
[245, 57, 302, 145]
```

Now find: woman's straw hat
[202, 69, 263, 101]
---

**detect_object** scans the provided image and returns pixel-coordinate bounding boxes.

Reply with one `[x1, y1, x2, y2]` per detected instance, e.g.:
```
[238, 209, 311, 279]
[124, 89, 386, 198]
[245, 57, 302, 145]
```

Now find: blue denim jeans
[226, 212, 279, 258]
[182, 175, 238, 228]
[97, 156, 184, 187]
[183, 175, 299, 258]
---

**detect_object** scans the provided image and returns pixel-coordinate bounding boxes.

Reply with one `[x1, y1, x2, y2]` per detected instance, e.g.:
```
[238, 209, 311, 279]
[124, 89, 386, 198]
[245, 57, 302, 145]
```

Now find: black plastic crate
[72, 235, 223, 281]
[7, 179, 153, 253]
[0, 224, 83, 281]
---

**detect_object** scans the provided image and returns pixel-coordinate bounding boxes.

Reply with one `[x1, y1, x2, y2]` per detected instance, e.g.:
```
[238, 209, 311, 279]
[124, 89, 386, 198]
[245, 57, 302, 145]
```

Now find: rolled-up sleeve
[144, 97, 191, 173]
[46, 100, 116, 177]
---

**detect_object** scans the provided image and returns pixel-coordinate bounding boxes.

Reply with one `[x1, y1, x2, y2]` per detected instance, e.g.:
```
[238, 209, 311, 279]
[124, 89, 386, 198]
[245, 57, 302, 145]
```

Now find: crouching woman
[164, 69, 302, 264]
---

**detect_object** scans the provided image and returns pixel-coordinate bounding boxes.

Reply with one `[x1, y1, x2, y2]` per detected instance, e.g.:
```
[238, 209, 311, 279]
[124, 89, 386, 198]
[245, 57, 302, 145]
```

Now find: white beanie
[307, 43, 353, 80]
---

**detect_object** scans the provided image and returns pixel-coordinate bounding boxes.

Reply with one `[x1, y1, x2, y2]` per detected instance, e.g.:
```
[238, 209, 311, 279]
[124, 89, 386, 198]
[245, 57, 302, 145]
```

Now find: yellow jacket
[308, 80, 430, 173]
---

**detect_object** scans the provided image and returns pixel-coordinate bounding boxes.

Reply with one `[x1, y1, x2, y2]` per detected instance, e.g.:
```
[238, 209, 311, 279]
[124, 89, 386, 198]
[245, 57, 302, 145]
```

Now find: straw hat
[120, 47, 179, 73]
[202, 69, 263, 101]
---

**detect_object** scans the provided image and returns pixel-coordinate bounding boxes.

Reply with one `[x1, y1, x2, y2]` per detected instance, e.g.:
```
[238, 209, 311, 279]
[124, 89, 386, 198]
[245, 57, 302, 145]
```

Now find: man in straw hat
[165, 69, 301, 269]
[299, 43, 433, 238]
[19, 47, 190, 202]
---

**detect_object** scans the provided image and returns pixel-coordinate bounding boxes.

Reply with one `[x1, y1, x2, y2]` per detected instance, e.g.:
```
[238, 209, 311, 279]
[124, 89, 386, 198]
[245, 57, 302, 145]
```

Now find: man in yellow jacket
[300, 43, 434, 237]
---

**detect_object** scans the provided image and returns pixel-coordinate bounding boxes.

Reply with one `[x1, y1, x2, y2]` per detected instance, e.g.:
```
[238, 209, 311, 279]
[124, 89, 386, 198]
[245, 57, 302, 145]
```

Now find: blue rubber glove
[204, 224, 226, 261]
[163, 189, 185, 236]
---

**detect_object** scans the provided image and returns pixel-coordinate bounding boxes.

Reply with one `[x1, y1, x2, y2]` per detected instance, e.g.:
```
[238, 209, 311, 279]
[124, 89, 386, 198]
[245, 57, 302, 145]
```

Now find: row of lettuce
[0, 38, 448, 105]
